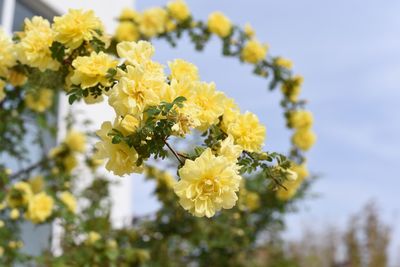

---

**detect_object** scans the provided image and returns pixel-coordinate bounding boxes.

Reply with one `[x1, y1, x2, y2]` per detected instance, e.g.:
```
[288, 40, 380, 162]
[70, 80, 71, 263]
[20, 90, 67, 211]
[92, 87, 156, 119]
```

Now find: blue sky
[132, 0, 400, 258]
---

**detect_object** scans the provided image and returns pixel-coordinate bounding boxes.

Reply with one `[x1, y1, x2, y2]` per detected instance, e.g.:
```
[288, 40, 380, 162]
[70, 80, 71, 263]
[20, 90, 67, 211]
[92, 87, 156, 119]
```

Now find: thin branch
[163, 140, 184, 165]
[177, 152, 190, 159]
[9, 158, 48, 180]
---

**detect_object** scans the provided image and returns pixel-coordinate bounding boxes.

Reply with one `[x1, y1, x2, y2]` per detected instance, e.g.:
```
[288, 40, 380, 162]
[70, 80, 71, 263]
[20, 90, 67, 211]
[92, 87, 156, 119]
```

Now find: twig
[163, 140, 184, 165]
[9, 158, 48, 180]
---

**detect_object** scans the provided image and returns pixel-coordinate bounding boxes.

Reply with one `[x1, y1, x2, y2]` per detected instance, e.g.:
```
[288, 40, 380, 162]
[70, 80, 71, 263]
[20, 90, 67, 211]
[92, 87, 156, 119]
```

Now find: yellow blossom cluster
[289, 110, 316, 151]
[276, 163, 310, 201]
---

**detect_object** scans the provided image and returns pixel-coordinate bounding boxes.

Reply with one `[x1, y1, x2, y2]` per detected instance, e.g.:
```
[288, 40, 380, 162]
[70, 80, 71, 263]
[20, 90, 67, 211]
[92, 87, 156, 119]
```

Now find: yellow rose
[275, 57, 293, 69]
[25, 88, 54, 113]
[53, 9, 104, 49]
[289, 110, 313, 129]
[8, 70, 27, 87]
[218, 135, 243, 162]
[6, 181, 33, 208]
[70, 51, 118, 89]
[10, 209, 20, 220]
[119, 8, 139, 21]
[241, 39, 268, 64]
[0, 80, 6, 101]
[168, 59, 199, 82]
[292, 128, 316, 151]
[85, 231, 101, 245]
[243, 23, 255, 38]
[281, 75, 303, 102]
[276, 163, 309, 201]
[63, 153, 77, 173]
[26, 192, 54, 223]
[138, 7, 168, 38]
[174, 148, 241, 217]
[115, 21, 140, 42]
[207, 12, 232, 38]
[59, 191, 77, 213]
[64, 130, 87, 153]
[167, 0, 191, 22]
[28, 175, 45, 194]
[0, 28, 16, 77]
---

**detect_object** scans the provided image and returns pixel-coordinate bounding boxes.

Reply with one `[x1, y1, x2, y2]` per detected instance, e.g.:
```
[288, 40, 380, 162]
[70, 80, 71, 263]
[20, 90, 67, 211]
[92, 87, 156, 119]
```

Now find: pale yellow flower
[64, 130, 87, 153]
[6, 181, 33, 208]
[25, 88, 54, 113]
[241, 39, 268, 64]
[70, 51, 118, 89]
[10, 209, 20, 220]
[275, 57, 293, 69]
[0, 246, 4, 257]
[85, 231, 101, 245]
[276, 163, 309, 201]
[226, 111, 266, 152]
[120, 114, 140, 133]
[281, 75, 303, 102]
[289, 110, 313, 129]
[218, 135, 243, 162]
[0, 220, 4, 228]
[53, 9, 103, 49]
[116, 41, 154, 66]
[59, 191, 77, 213]
[63, 153, 78, 173]
[94, 121, 142, 176]
[0, 28, 16, 77]
[167, 0, 191, 21]
[0, 80, 6, 101]
[115, 21, 140, 42]
[168, 59, 199, 82]
[174, 148, 241, 217]
[243, 23, 255, 38]
[26, 192, 54, 223]
[292, 128, 316, 151]
[16, 17, 59, 71]
[207, 12, 232, 38]
[138, 7, 168, 38]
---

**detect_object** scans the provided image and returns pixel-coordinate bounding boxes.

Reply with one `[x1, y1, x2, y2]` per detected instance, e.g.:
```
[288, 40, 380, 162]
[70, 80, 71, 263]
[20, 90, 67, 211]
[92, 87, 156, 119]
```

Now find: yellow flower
[168, 59, 199, 82]
[64, 130, 87, 153]
[218, 135, 243, 162]
[16, 17, 59, 71]
[10, 209, 20, 220]
[8, 241, 23, 249]
[226, 111, 266, 152]
[192, 82, 226, 131]
[26, 192, 54, 223]
[0, 220, 4, 228]
[0, 80, 6, 101]
[59, 191, 77, 213]
[107, 239, 118, 249]
[138, 7, 168, 38]
[207, 12, 232, 38]
[63, 153, 78, 173]
[241, 39, 268, 64]
[289, 110, 313, 129]
[53, 9, 103, 49]
[25, 88, 54, 113]
[28, 175, 45, 194]
[108, 65, 163, 116]
[115, 21, 140, 42]
[174, 148, 241, 217]
[85, 231, 101, 245]
[94, 121, 142, 176]
[292, 128, 316, 151]
[281, 75, 303, 102]
[275, 57, 293, 69]
[0, 246, 3, 257]
[7, 182, 33, 208]
[120, 114, 140, 133]
[70, 51, 118, 89]
[243, 23, 255, 38]
[0, 28, 16, 77]
[116, 41, 155, 67]
[119, 8, 139, 21]
[8, 70, 27, 86]
[276, 163, 309, 201]
[167, 0, 191, 22]
[244, 192, 260, 211]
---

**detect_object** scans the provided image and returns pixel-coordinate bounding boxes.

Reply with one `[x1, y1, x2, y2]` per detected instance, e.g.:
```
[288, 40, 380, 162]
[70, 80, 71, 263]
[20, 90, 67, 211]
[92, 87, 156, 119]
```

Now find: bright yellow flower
[119, 8, 139, 21]
[275, 57, 293, 69]
[116, 41, 156, 68]
[0, 28, 16, 77]
[289, 110, 313, 129]
[59, 191, 77, 213]
[243, 23, 255, 38]
[174, 148, 241, 218]
[167, 0, 191, 21]
[6, 182, 33, 208]
[192, 82, 226, 131]
[138, 7, 168, 38]
[276, 163, 309, 201]
[120, 114, 140, 133]
[25, 88, 54, 113]
[115, 21, 140, 42]
[226, 111, 266, 152]
[168, 59, 199, 82]
[218, 135, 243, 162]
[292, 128, 316, 151]
[94, 121, 142, 176]
[26, 192, 54, 223]
[64, 130, 87, 153]
[207, 12, 232, 38]
[281, 75, 303, 102]
[241, 39, 268, 64]
[28, 175, 45, 194]
[70, 51, 118, 89]
[0, 80, 6, 101]
[10, 209, 20, 220]
[108, 65, 163, 116]
[16, 17, 59, 71]
[85, 231, 101, 245]
[53, 9, 103, 49]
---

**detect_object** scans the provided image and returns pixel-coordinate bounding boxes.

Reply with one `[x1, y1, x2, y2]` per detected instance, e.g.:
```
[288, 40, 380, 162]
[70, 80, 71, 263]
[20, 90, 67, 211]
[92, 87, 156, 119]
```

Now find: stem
[163, 140, 184, 165]
[9, 158, 47, 180]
